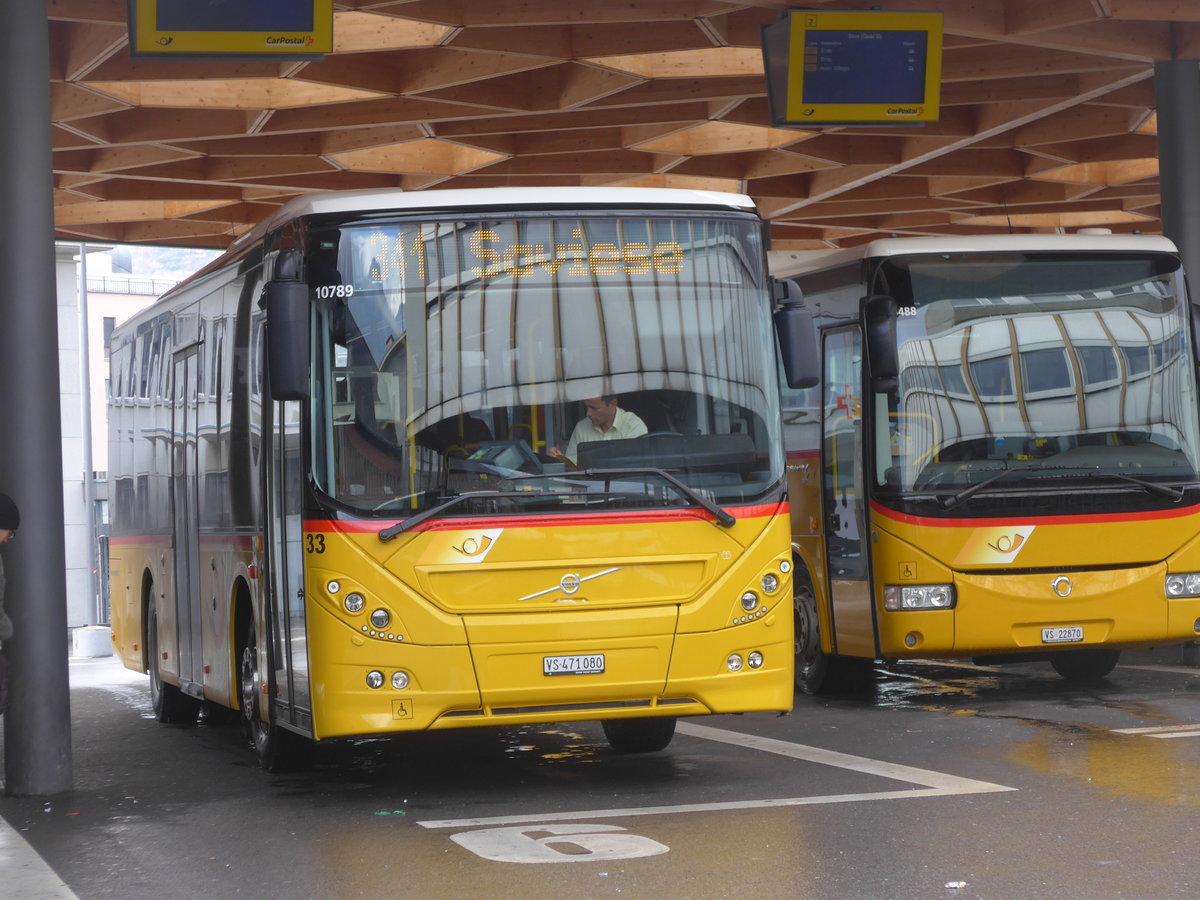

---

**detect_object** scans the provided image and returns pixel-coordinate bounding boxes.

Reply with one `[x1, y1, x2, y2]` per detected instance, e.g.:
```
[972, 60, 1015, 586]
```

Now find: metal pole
[78, 244, 98, 626]
[1154, 57, 1200, 289]
[0, 0, 73, 795]
[1155, 53, 1200, 667]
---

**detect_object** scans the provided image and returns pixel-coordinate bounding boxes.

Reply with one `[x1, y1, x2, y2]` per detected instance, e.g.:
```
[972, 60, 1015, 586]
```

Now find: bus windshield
[872, 252, 1200, 501]
[308, 212, 783, 518]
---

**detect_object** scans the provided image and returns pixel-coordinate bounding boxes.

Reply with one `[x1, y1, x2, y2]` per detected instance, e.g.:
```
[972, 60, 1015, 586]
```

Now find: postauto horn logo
[954, 525, 1036, 566]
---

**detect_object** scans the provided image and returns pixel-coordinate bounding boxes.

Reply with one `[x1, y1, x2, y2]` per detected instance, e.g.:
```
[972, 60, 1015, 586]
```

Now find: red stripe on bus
[307, 501, 787, 534]
[870, 498, 1200, 528]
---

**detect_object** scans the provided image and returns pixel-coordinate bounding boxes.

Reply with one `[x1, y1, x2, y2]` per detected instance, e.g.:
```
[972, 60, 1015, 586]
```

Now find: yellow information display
[128, 0, 333, 59]
[762, 9, 942, 126]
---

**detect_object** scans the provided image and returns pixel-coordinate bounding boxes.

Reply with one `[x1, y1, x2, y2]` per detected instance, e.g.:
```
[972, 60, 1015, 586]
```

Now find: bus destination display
[801, 30, 927, 105]
[761, 9, 942, 127]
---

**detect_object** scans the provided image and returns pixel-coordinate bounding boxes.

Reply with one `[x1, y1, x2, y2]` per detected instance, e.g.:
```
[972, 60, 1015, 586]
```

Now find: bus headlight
[883, 584, 956, 611]
[761, 573, 779, 594]
[747, 651, 763, 669]
[741, 592, 759, 611]
[391, 671, 409, 690]
[344, 592, 365, 613]
[727, 653, 744, 672]
[1165, 573, 1200, 597]
[366, 671, 384, 689]
[370, 608, 391, 629]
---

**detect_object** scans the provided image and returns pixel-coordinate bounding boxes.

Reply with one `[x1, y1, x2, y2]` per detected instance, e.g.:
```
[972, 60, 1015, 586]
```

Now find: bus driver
[550, 395, 647, 467]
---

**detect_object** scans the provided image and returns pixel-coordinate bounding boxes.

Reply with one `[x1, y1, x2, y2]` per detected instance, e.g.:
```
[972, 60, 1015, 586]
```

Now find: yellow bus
[772, 234, 1200, 692]
[107, 187, 816, 769]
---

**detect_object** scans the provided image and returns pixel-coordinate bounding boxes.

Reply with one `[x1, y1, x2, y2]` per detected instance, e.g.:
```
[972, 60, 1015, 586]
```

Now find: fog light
[761, 574, 779, 594]
[327, 580, 341, 594]
[741, 592, 759, 611]
[747, 651, 763, 669]
[883, 584, 956, 611]
[391, 671, 409, 690]
[345, 592, 365, 613]
[366, 671, 384, 689]
[727, 653, 744, 672]
[905, 632, 920, 648]
[370, 608, 391, 629]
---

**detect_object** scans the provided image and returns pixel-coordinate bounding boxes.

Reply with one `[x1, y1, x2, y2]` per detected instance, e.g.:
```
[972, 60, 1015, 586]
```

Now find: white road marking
[0, 818, 81, 900]
[1118, 664, 1200, 677]
[676, 721, 1013, 792]
[418, 721, 1015, 829]
[1113, 723, 1200, 738]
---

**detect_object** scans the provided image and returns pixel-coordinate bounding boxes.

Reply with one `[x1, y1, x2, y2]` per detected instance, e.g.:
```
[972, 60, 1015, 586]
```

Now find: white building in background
[55, 243, 216, 647]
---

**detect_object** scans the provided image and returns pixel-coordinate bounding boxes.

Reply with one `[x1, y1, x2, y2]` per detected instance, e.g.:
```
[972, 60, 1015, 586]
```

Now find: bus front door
[821, 327, 876, 657]
[264, 397, 313, 735]
[171, 347, 204, 697]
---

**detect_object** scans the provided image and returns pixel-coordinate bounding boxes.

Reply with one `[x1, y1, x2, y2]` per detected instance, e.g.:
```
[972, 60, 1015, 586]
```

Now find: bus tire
[601, 716, 677, 753]
[146, 595, 200, 726]
[794, 574, 831, 694]
[1050, 648, 1120, 683]
[239, 625, 314, 772]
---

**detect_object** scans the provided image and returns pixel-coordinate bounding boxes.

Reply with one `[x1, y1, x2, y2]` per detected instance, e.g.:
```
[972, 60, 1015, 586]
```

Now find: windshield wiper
[377, 482, 606, 541]
[571, 467, 736, 527]
[1090, 471, 1189, 500]
[938, 464, 1100, 510]
[378, 490, 506, 541]
[377, 467, 736, 541]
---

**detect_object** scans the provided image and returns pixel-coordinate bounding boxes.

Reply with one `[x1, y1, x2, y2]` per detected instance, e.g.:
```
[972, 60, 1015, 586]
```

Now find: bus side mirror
[265, 255, 310, 401]
[772, 278, 819, 389]
[862, 294, 899, 392]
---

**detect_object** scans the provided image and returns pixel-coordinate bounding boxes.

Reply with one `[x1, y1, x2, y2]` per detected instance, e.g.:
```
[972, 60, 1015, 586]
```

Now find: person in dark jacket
[0, 492, 18, 715]
[0, 492, 17, 644]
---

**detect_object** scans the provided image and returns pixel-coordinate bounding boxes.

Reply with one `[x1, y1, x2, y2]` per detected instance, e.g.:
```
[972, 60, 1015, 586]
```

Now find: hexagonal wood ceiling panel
[49, 0, 1200, 250]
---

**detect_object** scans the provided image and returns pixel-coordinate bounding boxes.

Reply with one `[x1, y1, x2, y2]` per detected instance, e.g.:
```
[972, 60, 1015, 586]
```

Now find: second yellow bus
[773, 234, 1200, 691]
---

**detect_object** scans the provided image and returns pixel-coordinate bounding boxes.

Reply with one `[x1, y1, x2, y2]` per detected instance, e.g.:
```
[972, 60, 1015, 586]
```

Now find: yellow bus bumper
[878, 564, 1200, 658]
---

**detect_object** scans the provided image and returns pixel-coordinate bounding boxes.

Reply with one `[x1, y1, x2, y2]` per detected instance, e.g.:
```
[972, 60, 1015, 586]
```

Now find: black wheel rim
[794, 586, 820, 677]
[240, 633, 269, 754]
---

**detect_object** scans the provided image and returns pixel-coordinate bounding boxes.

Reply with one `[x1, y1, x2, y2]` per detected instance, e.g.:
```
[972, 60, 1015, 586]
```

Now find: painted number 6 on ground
[450, 824, 669, 863]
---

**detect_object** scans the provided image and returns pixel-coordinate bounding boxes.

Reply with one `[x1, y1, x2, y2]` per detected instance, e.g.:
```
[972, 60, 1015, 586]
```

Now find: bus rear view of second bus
[774, 233, 1200, 693]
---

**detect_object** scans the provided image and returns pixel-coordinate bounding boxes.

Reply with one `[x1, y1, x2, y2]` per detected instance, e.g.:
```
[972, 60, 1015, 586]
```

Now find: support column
[1155, 58, 1200, 289]
[1156, 56, 1200, 667]
[0, 0, 73, 795]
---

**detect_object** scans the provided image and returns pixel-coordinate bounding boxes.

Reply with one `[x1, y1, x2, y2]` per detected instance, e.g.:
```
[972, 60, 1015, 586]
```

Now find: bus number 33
[305, 534, 326, 554]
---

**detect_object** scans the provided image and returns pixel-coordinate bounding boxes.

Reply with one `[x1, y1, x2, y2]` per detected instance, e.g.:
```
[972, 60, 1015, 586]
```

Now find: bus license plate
[543, 654, 605, 676]
[1042, 626, 1084, 644]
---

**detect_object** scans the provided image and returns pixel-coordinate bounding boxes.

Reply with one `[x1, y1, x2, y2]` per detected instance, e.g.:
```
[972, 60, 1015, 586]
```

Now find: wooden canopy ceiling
[50, 0, 1200, 250]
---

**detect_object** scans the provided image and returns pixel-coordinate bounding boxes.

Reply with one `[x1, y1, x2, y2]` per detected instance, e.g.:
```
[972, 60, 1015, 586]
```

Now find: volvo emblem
[517, 567, 621, 602]
[1050, 576, 1072, 598]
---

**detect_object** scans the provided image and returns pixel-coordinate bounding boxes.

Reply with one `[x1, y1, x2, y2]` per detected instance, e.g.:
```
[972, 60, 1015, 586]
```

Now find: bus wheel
[1050, 649, 1120, 683]
[239, 627, 314, 772]
[794, 576, 830, 694]
[146, 596, 200, 725]
[601, 717, 677, 753]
